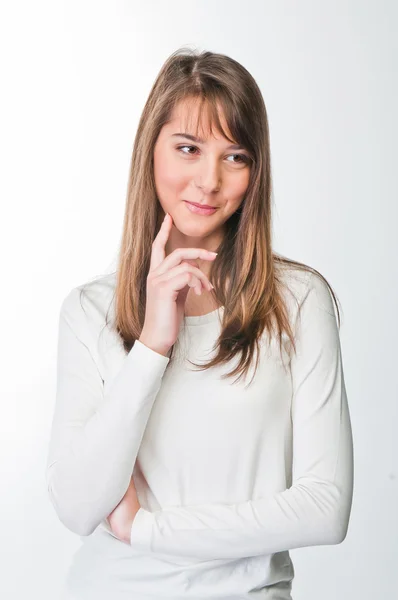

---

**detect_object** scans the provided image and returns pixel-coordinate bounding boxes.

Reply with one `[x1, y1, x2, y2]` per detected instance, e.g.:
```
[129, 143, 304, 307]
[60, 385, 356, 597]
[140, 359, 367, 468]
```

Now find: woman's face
[153, 98, 251, 253]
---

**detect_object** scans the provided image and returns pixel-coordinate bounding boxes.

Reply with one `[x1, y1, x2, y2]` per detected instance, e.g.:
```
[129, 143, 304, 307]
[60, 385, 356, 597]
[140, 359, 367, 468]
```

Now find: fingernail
[209, 251, 218, 255]
[209, 283, 214, 290]
[163, 213, 168, 221]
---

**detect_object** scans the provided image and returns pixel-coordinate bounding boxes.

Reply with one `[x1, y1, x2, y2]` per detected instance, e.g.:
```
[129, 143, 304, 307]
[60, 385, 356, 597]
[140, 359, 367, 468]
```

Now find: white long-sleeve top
[46, 266, 354, 600]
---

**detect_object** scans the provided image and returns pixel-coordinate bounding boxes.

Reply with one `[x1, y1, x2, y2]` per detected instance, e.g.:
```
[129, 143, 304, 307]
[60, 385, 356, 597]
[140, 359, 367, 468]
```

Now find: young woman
[46, 47, 354, 599]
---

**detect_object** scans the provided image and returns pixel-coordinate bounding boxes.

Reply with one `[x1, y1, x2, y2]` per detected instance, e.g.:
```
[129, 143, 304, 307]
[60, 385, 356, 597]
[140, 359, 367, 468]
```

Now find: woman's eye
[176, 145, 249, 164]
[226, 154, 249, 164]
[177, 145, 198, 155]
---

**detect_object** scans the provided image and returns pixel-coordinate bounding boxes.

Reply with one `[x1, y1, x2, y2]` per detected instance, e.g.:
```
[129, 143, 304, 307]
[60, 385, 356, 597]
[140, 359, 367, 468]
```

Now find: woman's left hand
[107, 475, 141, 544]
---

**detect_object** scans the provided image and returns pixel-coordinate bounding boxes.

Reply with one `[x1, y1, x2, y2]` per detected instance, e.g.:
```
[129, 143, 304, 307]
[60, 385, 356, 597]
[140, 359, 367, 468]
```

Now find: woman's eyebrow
[170, 133, 245, 151]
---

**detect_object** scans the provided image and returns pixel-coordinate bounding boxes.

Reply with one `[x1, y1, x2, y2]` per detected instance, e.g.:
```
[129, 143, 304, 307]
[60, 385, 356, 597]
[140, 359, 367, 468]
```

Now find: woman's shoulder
[276, 262, 338, 326]
[275, 262, 312, 307]
[59, 271, 117, 336]
[275, 262, 336, 320]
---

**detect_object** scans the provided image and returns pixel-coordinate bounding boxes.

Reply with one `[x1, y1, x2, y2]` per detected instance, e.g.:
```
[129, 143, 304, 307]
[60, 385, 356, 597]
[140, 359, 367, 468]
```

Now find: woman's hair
[110, 46, 341, 386]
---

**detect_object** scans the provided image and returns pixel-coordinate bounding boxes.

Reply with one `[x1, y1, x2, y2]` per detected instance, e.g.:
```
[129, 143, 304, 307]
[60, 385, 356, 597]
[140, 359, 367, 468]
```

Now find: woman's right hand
[139, 212, 218, 357]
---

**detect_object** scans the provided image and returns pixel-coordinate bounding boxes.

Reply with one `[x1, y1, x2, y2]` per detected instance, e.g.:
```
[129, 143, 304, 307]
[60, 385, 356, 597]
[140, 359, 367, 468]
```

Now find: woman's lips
[183, 201, 218, 216]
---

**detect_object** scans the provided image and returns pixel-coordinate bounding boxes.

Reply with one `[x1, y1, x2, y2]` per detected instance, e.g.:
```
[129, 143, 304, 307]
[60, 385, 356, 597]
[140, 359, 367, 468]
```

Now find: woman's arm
[46, 287, 170, 536]
[128, 271, 354, 560]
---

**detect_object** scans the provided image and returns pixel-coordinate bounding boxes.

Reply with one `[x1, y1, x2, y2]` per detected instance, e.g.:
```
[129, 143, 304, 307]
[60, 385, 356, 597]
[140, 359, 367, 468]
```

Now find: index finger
[149, 212, 171, 273]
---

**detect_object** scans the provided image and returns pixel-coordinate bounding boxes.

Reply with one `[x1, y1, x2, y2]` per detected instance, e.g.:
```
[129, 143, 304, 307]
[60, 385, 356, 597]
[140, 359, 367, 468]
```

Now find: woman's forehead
[167, 97, 232, 141]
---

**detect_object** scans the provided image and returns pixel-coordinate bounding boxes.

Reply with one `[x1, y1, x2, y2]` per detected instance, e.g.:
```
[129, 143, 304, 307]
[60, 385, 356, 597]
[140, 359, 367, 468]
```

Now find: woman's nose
[194, 162, 221, 194]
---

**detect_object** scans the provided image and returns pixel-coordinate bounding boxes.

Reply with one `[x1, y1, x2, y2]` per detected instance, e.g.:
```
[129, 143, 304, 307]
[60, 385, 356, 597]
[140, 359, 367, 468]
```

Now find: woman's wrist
[121, 504, 142, 544]
[119, 516, 135, 544]
[107, 475, 141, 544]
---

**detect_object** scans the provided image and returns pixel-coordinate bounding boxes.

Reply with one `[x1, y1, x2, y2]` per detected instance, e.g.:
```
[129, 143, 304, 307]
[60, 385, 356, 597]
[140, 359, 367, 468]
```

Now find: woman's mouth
[183, 201, 218, 216]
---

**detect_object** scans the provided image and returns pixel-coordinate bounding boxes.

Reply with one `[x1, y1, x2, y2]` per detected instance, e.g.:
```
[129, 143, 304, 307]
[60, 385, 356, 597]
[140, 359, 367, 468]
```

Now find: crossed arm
[47, 272, 353, 561]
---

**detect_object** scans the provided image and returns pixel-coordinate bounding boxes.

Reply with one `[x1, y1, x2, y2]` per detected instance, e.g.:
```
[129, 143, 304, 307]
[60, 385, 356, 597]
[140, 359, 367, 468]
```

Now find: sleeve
[128, 271, 354, 559]
[45, 287, 170, 536]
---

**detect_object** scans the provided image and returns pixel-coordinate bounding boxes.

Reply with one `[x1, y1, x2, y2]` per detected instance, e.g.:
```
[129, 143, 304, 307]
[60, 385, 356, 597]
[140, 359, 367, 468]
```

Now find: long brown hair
[108, 46, 341, 386]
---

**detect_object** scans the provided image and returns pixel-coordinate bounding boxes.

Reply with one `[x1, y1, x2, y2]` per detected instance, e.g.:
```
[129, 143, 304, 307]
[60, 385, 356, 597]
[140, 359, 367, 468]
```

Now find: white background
[1, 1, 397, 598]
